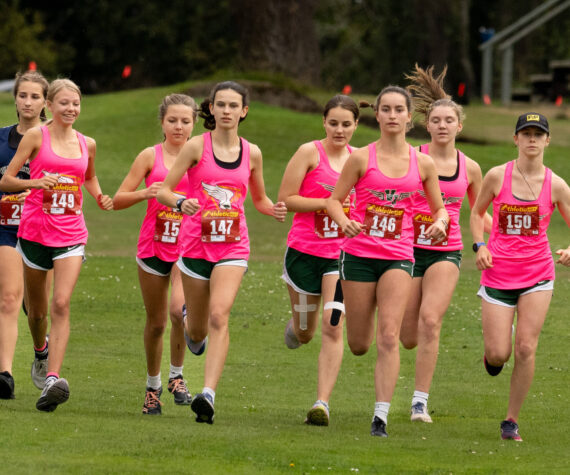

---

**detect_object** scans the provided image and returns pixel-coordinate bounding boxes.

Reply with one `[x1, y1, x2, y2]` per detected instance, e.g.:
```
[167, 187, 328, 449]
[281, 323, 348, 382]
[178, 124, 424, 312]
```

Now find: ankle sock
[412, 390, 429, 407]
[373, 401, 390, 424]
[147, 373, 162, 390]
[169, 365, 183, 379]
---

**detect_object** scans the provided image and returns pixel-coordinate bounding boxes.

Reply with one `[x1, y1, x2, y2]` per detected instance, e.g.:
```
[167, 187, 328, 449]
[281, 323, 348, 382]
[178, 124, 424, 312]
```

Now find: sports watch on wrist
[472, 241, 486, 252]
[175, 197, 186, 212]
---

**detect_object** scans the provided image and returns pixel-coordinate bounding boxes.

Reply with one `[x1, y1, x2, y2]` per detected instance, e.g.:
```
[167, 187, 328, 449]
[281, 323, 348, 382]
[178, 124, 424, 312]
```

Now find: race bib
[498, 203, 539, 236]
[413, 212, 448, 246]
[0, 195, 23, 226]
[363, 204, 403, 240]
[314, 207, 349, 239]
[201, 209, 240, 242]
[42, 175, 81, 215]
[154, 209, 183, 244]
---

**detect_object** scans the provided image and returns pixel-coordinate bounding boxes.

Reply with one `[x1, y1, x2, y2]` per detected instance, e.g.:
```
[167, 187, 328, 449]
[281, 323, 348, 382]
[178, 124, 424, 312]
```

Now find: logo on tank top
[317, 182, 356, 195]
[417, 190, 461, 204]
[367, 188, 415, 205]
[202, 182, 239, 209]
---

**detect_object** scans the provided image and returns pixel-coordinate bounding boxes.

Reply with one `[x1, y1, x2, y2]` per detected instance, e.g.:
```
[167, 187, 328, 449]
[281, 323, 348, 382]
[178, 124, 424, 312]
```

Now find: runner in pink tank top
[277, 95, 359, 426]
[0, 79, 113, 412]
[113, 94, 197, 415]
[399, 65, 491, 424]
[157, 82, 286, 424]
[471, 112, 570, 442]
[327, 86, 448, 438]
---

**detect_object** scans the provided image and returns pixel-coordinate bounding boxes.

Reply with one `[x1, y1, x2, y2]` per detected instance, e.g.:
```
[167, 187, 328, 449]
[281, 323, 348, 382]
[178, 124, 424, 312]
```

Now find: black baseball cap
[515, 112, 549, 134]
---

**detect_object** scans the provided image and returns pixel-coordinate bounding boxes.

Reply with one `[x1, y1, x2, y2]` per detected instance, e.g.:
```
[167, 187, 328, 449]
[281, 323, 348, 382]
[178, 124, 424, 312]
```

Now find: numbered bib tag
[498, 204, 539, 236]
[314, 207, 349, 239]
[363, 204, 403, 239]
[0, 195, 23, 226]
[154, 210, 183, 244]
[201, 209, 240, 242]
[413, 212, 448, 246]
[42, 175, 81, 215]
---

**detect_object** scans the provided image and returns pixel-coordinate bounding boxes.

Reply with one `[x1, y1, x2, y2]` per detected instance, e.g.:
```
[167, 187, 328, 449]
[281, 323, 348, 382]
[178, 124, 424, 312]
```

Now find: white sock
[147, 373, 161, 390]
[202, 386, 215, 404]
[373, 401, 390, 424]
[412, 390, 429, 407]
[169, 365, 183, 379]
[315, 400, 329, 412]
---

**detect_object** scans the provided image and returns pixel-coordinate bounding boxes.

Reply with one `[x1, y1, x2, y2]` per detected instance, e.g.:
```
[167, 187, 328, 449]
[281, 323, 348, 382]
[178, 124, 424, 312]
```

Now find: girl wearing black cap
[470, 112, 570, 441]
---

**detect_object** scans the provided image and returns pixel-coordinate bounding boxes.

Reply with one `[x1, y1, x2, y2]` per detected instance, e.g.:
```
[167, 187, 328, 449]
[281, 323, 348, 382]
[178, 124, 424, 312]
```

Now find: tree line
[1, 0, 569, 99]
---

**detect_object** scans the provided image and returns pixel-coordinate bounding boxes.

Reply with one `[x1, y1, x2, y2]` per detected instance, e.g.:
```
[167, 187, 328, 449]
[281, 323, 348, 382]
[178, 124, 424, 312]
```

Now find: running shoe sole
[305, 406, 329, 426]
[36, 378, 69, 412]
[191, 394, 214, 424]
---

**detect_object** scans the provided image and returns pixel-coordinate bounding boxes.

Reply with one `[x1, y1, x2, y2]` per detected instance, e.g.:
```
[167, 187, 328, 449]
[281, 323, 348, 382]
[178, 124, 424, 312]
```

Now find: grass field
[0, 82, 569, 474]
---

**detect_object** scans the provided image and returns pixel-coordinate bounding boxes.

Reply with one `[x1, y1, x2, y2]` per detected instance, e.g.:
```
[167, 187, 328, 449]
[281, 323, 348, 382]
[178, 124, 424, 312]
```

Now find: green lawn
[0, 83, 568, 474]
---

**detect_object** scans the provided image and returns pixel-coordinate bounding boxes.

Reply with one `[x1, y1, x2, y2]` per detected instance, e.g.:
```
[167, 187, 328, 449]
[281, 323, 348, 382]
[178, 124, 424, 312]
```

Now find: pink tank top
[481, 160, 555, 289]
[287, 141, 354, 259]
[18, 125, 88, 246]
[341, 143, 422, 260]
[179, 132, 251, 261]
[137, 144, 189, 262]
[411, 144, 468, 250]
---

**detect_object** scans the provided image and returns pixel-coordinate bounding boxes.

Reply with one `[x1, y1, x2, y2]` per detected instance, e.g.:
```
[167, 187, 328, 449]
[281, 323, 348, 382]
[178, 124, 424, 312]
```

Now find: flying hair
[405, 64, 465, 125]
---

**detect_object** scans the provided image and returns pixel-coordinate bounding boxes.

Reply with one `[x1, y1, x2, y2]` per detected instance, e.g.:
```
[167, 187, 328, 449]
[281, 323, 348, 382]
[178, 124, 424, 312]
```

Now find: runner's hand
[272, 201, 287, 222]
[97, 194, 113, 210]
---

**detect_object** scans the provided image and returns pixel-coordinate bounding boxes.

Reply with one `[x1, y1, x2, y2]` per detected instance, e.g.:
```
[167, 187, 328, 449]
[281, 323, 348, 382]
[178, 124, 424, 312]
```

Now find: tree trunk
[230, 0, 321, 84]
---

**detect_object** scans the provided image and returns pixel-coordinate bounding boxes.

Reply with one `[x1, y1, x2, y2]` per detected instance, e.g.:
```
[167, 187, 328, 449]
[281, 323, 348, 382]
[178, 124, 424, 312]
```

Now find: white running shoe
[410, 402, 433, 423]
[284, 319, 301, 349]
[31, 358, 48, 390]
[36, 377, 69, 412]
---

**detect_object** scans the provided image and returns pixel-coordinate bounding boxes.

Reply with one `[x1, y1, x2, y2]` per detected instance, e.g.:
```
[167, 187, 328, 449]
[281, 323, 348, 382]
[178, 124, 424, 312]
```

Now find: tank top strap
[367, 142, 377, 170]
[313, 140, 329, 169]
[457, 149, 467, 183]
[240, 136, 250, 169]
[419, 143, 429, 154]
[202, 131, 213, 164]
[538, 166, 553, 203]
[75, 131, 88, 159]
[503, 160, 515, 195]
[408, 144, 419, 178]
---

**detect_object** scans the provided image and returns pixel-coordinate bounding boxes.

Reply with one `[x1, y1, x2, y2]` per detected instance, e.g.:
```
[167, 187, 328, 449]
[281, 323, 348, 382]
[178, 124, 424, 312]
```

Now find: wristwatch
[175, 197, 186, 212]
[472, 242, 486, 252]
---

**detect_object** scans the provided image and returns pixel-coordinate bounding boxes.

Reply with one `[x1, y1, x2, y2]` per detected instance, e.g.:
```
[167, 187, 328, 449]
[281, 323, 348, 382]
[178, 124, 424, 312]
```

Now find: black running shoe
[0, 371, 15, 399]
[142, 387, 163, 415]
[500, 419, 523, 441]
[370, 416, 388, 437]
[484, 355, 504, 376]
[167, 376, 192, 405]
[36, 377, 69, 412]
[191, 392, 214, 424]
